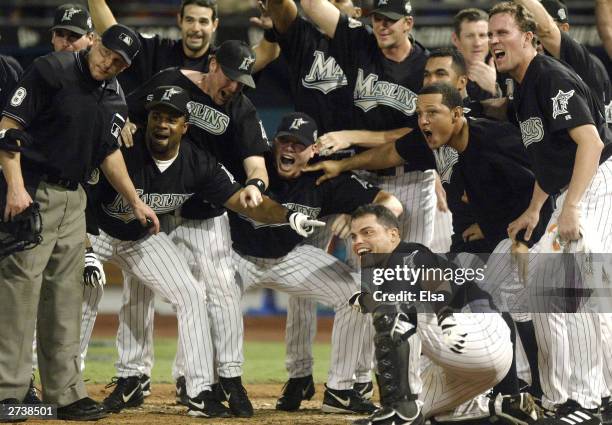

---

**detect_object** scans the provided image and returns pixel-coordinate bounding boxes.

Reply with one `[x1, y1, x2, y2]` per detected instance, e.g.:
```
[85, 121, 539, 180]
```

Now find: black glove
[0, 128, 34, 152]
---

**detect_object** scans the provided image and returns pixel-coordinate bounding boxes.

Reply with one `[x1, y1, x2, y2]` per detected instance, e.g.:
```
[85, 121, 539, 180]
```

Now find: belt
[40, 174, 79, 191]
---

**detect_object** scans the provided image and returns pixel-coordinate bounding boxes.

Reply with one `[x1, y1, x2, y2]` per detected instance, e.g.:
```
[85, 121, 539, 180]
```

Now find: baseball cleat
[139, 374, 151, 397]
[187, 390, 231, 418]
[322, 385, 377, 414]
[601, 397, 611, 425]
[489, 393, 539, 424]
[23, 376, 42, 404]
[219, 376, 254, 417]
[1, 398, 27, 422]
[102, 376, 144, 413]
[58, 397, 108, 421]
[354, 381, 375, 401]
[533, 400, 601, 425]
[276, 375, 315, 411]
[353, 406, 425, 425]
[175, 376, 188, 406]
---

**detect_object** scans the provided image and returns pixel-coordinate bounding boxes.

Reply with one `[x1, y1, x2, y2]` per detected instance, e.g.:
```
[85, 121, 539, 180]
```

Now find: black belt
[40, 174, 79, 191]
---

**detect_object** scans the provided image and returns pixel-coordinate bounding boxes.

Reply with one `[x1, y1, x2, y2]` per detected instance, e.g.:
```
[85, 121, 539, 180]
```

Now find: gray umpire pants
[0, 181, 88, 406]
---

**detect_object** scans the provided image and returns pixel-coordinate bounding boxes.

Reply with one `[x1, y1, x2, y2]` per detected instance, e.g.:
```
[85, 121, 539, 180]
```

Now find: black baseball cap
[51, 4, 93, 35]
[369, 0, 412, 20]
[101, 24, 141, 66]
[145, 86, 190, 116]
[215, 40, 256, 89]
[275, 112, 318, 147]
[541, 0, 569, 23]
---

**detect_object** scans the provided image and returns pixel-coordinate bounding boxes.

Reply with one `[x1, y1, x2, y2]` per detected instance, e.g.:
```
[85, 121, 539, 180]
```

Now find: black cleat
[219, 376, 254, 417]
[489, 393, 539, 424]
[211, 382, 226, 402]
[102, 376, 144, 413]
[1, 398, 27, 422]
[322, 385, 377, 414]
[139, 375, 151, 397]
[175, 376, 188, 406]
[57, 397, 107, 421]
[23, 377, 41, 405]
[353, 405, 424, 425]
[602, 397, 611, 425]
[534, 400, 602, 425]
[276, 375, 315, 411]
[354, 381, 374, 401]
[187, 390, 231, 418]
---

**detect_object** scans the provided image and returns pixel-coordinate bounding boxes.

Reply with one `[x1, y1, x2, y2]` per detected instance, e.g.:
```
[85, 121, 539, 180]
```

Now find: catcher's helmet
[0, 203, 43, 260]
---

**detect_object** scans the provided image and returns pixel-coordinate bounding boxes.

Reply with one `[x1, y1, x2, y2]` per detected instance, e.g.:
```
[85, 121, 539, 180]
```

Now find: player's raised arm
[372, 190, 403, 218]
[87, 0, 118, 35]
[596, 0, 612, 59]
[267, 0, 299, 34]
[515, 0, 562, 58]
[300, 0, 341, 38]
[240, 155, 269, 208]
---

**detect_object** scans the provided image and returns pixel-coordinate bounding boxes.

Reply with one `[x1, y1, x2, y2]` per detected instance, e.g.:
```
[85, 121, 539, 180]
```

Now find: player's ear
[523, 31, 535, 48]
[451, 32, 460, 49]
[457, 74, 468, 92]
[181, 119, 189, 135]
[176, 12, 182, 28]
[451, 106, 462, 121]
[352, 7, 362, 18]
[404, 16, 414, 33]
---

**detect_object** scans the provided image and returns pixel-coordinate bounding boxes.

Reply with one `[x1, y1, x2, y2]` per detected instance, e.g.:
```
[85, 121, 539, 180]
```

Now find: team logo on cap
[405, 2, 412, 14]
[239, 55, 255, 71]
[87, 17, 93, 29]
[61, 7, 81, 22]
[551, 89, 574, 119]
[161, 87, 181, 101]
[119, 33, 133, 46]
[557, 8, 566, 21]
[378, 0, 388, 5]
[289, 118, 308, 130]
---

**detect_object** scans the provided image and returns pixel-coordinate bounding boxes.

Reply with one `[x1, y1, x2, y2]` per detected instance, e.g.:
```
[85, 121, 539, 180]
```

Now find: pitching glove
[84, 247, 106, 288]
[437, 307, 467, 354]
[288, 212, 325, 237]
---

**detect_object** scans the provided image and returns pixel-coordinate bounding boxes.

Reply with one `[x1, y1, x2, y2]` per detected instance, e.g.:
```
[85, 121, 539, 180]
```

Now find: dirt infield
[37, 383, 365, 425]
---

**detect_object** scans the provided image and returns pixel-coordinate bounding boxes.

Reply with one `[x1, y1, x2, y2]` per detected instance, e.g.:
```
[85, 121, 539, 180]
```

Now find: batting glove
[288, 212, 325, 237]
[437, 307, 467, 354]
[84, 247, 106, 288]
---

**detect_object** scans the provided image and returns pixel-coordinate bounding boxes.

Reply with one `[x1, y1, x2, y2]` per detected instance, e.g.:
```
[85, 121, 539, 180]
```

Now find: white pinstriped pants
[84, 229, 215, 398]
[233, 244, 368, 390]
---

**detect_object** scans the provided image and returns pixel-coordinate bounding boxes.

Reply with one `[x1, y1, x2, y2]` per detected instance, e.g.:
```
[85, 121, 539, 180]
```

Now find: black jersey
[2, 50, 124, 186]
[93, 132, 241, 241]
[555, 31, 612, 126]
[514, 54, 612, 195]
[368, 241, 497, 312]
[0, 55, 23, 109]
[229, 155, 380, 258]
[127, 67, 269, 219]
[276, 16, 353, 135]
[330, 14, 428, 132]
[118, 32, 210, 95]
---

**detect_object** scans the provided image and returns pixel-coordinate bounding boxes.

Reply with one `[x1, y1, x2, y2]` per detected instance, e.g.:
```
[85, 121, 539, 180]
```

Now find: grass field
[83, 338, 332, 385]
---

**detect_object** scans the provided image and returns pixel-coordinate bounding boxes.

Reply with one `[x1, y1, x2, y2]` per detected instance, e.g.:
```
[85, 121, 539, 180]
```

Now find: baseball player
[347, 204, 521, 425]
[226, 111, 403, 414]
[489, 3, 612, 424]
[83, 85, 321, 417]
[50, 4, 95, 53]
[0, 57, 22, 111]
[80, 41, 271, 417]
[0, 24, 158, 421]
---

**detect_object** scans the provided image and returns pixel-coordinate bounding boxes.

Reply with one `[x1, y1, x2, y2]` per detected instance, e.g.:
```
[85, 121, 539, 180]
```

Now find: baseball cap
[145, 86, 190, 116]
[214, 40, 256, 89]
[51, 4, 93, 35]
[275, 112, 318, 147]
[101, 24, 141, 66]
[541, 0, 569, 23]
[369, 0, 412, 21]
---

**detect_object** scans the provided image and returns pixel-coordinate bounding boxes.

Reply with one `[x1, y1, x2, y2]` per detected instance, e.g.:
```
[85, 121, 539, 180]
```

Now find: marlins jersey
[330, 14, 428, 132]
[555, 31, 612, 127]
[276, 16, 353, 135]
[127, 67, 269, 219]
[229, 155, 380, 258]
[92, 132, 241, 241]
[0, 55, 22, 109]
[514, 54, 612, 195]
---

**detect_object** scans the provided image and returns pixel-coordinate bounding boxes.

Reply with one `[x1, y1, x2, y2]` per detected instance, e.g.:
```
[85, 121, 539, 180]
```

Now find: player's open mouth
[493, 49, 505, 60]
[280, 154, 295, 166]
[422, 129, 433, 139]
[152, 132, 169, 142]
[357, 247, 371, 256]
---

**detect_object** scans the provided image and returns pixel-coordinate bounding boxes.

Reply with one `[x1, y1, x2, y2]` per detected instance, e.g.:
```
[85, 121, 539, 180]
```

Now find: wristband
[263, 28, 277, 43]
[245, 178, 266, 194]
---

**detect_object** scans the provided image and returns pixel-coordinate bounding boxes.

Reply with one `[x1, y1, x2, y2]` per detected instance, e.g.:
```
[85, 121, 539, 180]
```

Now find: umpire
[0, 24, 159, 421]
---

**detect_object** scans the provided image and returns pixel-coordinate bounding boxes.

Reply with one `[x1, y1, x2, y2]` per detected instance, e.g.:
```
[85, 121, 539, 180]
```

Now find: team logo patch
[87, 168, 100, 185]
[10, 87, 26, 107]
[161, 87, 181, 101]
[433, 145, 458, 184]
[605, 100, 612, 125]
[519, 117, 545, 148]
[348, 18, 363, 28]
[289, 118, 308, 130]
[119, 33, 133, 46]
[377, 0, 388, 5]
[354, 69, 417, 116]
[551, 89, 574, 119]
[350, 174, 373, 189]
[186, 101, 230, 135]
[405, 2, 412, 14]
[402, 251, 419, 269]
[103, 189, 194, 223]
[111, 123, 121, 139]
[258, 120, 269, 145]
[61, 7, 80, 22]
[239, 55, 255, 71]
[87, 17, 92, 30]
[302, 51, 348, 94]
